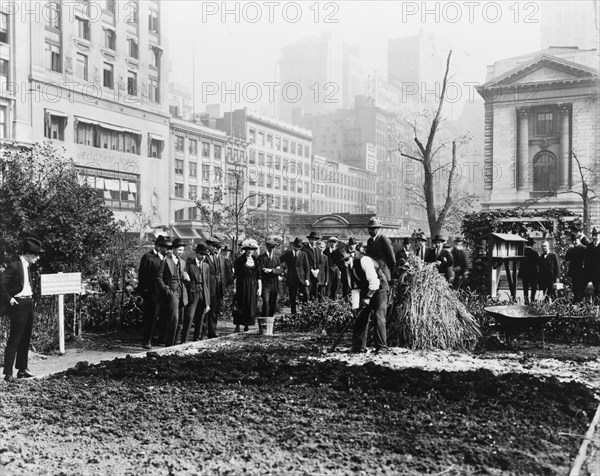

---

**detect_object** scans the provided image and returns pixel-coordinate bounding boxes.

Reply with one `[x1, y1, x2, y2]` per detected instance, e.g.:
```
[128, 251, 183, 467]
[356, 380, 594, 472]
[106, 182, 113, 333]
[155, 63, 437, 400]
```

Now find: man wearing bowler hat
[157, 238, 190, 346]
[138, 235, 170, 349]
[1, 237, 44, 382]
[181, 243, 211, 343]
[258, 239, 283, 317]
[365, 217, 396, 283]
[323, 236, 341, 299]
[303, 231, 324, 300]
[280, 238, 309, 314]
[425, 235, 454, 281]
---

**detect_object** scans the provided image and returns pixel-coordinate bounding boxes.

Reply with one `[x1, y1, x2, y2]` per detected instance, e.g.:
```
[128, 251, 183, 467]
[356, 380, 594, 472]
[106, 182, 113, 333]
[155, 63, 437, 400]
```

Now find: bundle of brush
[387, 253, 481, 350]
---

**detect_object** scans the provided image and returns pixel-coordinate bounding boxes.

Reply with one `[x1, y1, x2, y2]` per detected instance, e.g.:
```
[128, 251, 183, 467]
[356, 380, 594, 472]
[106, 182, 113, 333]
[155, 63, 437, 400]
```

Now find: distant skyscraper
[278, 32, 363, 123]
[540, 0, 599, 50]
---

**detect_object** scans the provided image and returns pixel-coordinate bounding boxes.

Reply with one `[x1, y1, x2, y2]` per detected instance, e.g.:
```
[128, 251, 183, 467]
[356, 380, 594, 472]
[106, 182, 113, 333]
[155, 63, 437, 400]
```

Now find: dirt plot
[1, 335, 598, 475]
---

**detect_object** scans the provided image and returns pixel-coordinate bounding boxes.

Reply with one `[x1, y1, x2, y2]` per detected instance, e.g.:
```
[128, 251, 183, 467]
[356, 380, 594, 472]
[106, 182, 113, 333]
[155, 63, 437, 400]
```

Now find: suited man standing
[565, 233, 588, 303]
[538, 240, 561, 301]
[137, 235, 170, 349]
[303, 231, 324, 300]
[181, 243, 211, 343]
[156, 238, 189, 346]
[425, 235, 454, 280]
[414, 232, 428, 262]
[323, 237, 340, 299]
[280, 238, 308, 314]
[365, 217, 396, 283]
[257, 239, 283, 317]
[340, 238, 358, 299]
[317, 241, 330, 300]
[206, 236, 232, 338]
[1, 237, 44, 382]
[585, 227, 600, 303]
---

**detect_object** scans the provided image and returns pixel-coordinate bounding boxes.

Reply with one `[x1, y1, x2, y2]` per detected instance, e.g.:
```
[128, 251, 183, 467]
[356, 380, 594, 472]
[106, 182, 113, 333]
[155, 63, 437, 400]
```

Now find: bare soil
[1, 333, 599, 476]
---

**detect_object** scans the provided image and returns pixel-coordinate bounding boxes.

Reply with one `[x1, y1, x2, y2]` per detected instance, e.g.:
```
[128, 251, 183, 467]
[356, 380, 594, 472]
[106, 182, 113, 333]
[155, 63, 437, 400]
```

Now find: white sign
[365, 143, 377, 173]
[41, 272, 82, 296]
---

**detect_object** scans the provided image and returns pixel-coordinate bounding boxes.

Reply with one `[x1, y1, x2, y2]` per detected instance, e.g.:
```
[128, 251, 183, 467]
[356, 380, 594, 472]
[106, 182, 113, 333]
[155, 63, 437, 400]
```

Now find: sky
[164, 1, 590, 116]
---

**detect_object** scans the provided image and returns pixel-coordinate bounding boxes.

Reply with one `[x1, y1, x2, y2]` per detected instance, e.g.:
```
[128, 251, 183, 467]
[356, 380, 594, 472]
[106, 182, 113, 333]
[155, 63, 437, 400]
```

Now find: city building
[0, 0, 170, 228]
[541, 1, 599, 50]
[288, 214, 402, 243]
[476, 47, 599, 222]
[217, 108, 313, 238]
[169, 82, 193, 120]
[311, 154, 377, 215]
[279, 32, 363, 122]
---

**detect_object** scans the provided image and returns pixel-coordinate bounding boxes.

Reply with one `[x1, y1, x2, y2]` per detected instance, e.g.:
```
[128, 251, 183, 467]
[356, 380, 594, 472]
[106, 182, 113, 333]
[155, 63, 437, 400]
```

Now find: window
[75, 53, 88, 81]
[214, 145, 221, 160]
[258, 131, 265, 146]
[175, 136, 184, 152]
[533, 150, 558, 192]
[174, 209, 184, 221]
[45, 42, 61, 72]
[201, 186, 210, 200]
[104, 28, 116, 50]
[290, 142, 296, 155]
[189, 162, 197, 177]
[274, 197, 281, 210]
[127, 38, 139, 59]
[0, 13, 8, 44]
[188, 207, 197, 220]
[536, 112, 554, 135]
[282, 197, 288, 211]
[189, 185, 197, 200]
[127, 70, 137, 96]
[274, 176, 281, 190]
[149, 78, 160, 102]
[283, 139, 288, 153]
[149, 137, 163, 158]
[44, 114, 65, 141]
[189, 139, 197, 155]
[202, 142, 210, 157]
[0, 106, 7, 139]
[175, 159, 184, 175]
[249, 128, 256, 143]
[77, 166, 139, 210]
[274, 156, 281, 170]
[175, 183, 184, 198]
[304, 145, 310, 158]
[248, 150, 256, 164]
[76, 17, 90, 40]
[214, 167, 223, 181]
[202, 164, 210, 181]
[148, 10, 159, 33]
[125, 0, 139, 23]
[45, 2, 60, 30]
[275, 136, 281, 150]
[76, 121, 93, 145]
[258, 173, 264, 187]
[105, 0, 116, 14]
[103, 63, 114, 89]
[0, 59, 8, 91]
[150, 46, 161, 68]
[267, 134, 273, 148]
[258, 152, 264, 166]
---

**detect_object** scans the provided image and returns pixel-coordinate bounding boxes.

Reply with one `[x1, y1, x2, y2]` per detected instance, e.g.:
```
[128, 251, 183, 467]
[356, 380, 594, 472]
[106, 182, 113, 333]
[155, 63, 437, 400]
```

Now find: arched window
[532, 150, 557, 192]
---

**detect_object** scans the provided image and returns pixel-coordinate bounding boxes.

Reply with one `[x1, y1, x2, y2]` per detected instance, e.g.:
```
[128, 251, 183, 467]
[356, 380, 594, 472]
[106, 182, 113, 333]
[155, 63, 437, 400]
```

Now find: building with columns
[476, 47, 599, 221]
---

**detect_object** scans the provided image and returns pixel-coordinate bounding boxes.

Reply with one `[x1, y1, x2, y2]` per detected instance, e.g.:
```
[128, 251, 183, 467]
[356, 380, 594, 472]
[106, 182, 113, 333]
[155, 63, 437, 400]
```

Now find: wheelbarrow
[484, 305, 556, 348]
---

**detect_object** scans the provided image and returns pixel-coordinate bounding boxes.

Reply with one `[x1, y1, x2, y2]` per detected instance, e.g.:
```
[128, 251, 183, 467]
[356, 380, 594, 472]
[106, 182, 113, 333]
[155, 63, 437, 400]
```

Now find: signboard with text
[41, 273, 82, 296]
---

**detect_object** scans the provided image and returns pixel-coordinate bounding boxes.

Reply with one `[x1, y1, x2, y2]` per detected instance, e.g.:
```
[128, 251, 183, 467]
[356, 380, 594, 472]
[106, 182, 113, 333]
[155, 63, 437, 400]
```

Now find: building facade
[169, 81, 193, 120]
[540, 1, 599, 50]
[476, 48, 599, 222]
[1, 0, 170, 227]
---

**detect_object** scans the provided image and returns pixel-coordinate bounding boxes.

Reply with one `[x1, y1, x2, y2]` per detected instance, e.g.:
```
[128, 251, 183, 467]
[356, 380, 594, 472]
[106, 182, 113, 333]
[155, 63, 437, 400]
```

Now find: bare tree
[397, 50, 476, 237]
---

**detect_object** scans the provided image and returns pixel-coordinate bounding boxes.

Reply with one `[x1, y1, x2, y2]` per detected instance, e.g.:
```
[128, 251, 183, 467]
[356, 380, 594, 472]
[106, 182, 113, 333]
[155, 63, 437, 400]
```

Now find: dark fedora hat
[307, 231, 321, 240]
[453, 236, 464, 243]
[402, 237, 411, 246]
[155, 235, 169, 246]
[331, 248, 351, 264]
[432, 234, 446, 243]
[170, 238, 186, 249]
[194, 243, 210, 255]
[265, 239, 278, 247]
[347, 237, 357, 246]
[367, 216, 383, 228]
[206, 236, 222, 247]
[415, 232, 427, 242]
[23, 237, 44, 254]
[592, 227, 599, 236]
[292, 237, 303, 248]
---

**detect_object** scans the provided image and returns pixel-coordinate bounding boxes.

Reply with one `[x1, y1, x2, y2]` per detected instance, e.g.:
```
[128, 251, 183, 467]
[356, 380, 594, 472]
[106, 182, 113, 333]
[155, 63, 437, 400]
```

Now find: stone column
[559, 103, 571, 188]
[517, 107, 530, 190]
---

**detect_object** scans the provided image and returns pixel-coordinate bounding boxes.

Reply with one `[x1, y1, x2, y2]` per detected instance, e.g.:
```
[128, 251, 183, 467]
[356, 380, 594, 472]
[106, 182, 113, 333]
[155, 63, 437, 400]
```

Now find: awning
[148, 133, 164, 142]
[74, 116, 99, 126]
[45, 108, 68, 118]
[172, 227, 201, 239]
[128, 182, 137, 193]
[194, 229, 210, 241]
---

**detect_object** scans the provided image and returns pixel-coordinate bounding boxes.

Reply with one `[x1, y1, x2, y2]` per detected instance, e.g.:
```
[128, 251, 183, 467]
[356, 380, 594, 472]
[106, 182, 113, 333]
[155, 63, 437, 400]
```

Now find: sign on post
[41, 273, 82, 355]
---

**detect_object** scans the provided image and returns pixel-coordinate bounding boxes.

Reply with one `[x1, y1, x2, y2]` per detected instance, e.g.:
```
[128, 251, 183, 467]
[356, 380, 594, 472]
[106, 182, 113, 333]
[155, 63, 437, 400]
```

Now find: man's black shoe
[375, 347, 390, 355]
[17, 370, 34, 379]
[142, 342, 152, 350]
[4, 375, 15, 383]
[351, 347, 368, 354]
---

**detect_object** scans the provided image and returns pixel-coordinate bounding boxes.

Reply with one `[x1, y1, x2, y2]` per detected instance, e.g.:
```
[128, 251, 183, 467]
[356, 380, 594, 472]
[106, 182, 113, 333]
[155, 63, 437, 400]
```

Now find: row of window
[313, 183, 375, 204]
[249, 127, 310, 158]
[174, 135, 223, 159]
[76, 165, 140, 211]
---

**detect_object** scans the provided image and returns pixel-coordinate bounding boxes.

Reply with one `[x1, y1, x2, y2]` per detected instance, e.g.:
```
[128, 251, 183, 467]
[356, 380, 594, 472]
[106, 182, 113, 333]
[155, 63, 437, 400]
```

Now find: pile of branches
[387, 254, 481, 350]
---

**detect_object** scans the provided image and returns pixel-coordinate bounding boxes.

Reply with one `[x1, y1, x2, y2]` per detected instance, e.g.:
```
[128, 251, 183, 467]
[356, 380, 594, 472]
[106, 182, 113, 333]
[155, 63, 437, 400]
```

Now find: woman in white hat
[232, 239, 262, 332]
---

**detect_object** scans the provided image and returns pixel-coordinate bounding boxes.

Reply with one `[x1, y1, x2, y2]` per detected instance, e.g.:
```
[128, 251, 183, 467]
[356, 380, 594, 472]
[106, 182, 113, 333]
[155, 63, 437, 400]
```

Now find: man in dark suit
[565, 233, 588, 303]
[280, 238, 308, 314]
[518, 237, 539, 305]
[317, 241, 330, 300]
[323, 237, 340, 299]
[257, 239, 283, 317]
[451, 237, 468, 289]
[332, 247, 390, 354]
[181, 243, 211, 343]
[366, 217, 396, 282]
[425, 235, 454, 280]
[1, 237, 43, 382]
[538, 240, 561, 301]
[206, 236, 232, 338]
[586, 227, 600, 303]
[156, 238, 189, 346]
[340, 238, 358, 299]
[303, 231, 324, 300]
[137, 235, 170, 349]
[414, 231, 428, 262]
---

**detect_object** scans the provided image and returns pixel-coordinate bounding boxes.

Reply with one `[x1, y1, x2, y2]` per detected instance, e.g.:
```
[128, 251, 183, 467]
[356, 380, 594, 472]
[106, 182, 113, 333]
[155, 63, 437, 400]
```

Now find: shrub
[275, 298, 352, 335]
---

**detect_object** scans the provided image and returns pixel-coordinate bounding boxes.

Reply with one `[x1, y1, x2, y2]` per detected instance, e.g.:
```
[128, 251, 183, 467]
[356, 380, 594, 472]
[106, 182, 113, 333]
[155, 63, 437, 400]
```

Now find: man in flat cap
[1, 237, 44, 382]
